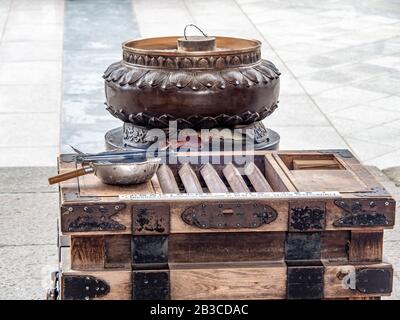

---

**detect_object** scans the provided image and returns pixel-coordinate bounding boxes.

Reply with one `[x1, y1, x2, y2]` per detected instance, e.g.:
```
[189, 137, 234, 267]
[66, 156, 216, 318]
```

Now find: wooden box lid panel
[58, 149, 395, 235]
[59, 149, 391, 199]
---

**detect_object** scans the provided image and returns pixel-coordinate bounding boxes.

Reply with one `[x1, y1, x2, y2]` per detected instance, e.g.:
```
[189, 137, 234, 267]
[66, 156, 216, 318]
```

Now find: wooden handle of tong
[48, 166, 94, 185]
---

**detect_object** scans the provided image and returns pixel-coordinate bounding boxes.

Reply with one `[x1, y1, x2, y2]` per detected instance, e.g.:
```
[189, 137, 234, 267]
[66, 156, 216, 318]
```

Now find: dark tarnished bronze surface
[61, 203, 126, 232]
[333, 199, 395, 228]
[133, 271, 170, 300]
[62, 275, 110, 300]
[289, 202, 326, 231]
[132, 205, 170, 235]
[104, 36, 280, 129]
[181, 202, 277, 229]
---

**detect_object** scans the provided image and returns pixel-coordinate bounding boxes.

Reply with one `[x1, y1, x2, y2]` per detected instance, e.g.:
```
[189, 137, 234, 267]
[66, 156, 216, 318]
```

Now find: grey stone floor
[0, 167, 59, 299]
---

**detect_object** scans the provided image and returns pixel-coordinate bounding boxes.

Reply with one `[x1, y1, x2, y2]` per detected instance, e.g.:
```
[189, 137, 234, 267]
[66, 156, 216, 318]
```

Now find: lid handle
[184, 24, 208, 39]
[178, 25, 216, 52]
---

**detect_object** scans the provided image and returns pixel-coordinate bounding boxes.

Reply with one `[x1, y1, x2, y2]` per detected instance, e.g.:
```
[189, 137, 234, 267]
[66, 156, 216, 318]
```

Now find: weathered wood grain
[179, 163, 203, 193]
[157, 164, 180, 194]
[169, 262, 287, 300]
[104, 235, 131, 269]
[71, 236, 105, 270]
[223, 163, 250, 192]
[264, 154, 296, 191]
[150, 173, 162, 194]
[79, 172, 154, 197]
[292, 159, 341, 170]
[321, 231, 349, 261]
[169, 232, 285, 263]
[244, 162, 273, 192]
[200, 163, 229, 193]
[348, 231, 383, 262]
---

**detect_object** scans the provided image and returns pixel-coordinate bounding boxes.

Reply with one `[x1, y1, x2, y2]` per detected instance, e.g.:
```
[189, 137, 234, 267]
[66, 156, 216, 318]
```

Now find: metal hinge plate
[181, 202, 277, 229]
[333, 199, 395, 228]
[61, 203, 127, 232]
[62, 275, 110, 300]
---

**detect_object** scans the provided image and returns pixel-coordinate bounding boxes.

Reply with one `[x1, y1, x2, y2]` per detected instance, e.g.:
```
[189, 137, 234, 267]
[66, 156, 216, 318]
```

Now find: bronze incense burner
[104, 34, 280, 130]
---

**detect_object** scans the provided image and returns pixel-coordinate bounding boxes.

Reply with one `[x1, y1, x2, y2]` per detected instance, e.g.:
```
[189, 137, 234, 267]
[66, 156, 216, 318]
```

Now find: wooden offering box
[56, 150, 395, 300]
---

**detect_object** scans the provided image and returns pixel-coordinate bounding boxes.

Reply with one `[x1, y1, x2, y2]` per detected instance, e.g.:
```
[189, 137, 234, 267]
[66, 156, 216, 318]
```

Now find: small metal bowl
[93, 158, 161, 185]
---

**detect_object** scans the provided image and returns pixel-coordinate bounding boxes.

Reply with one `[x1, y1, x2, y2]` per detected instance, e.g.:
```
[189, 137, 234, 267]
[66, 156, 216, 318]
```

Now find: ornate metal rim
[122, 36, 262, 69]
[104, 59, 280, 90]
[105, 102, 279, 129]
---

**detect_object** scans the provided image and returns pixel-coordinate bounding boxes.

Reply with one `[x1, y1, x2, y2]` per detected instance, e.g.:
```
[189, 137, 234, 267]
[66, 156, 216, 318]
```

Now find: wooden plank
[150, 173, 163, 194]
[335, 150, 388, 193]
[223, 163, 250, 192]
[104, 235, 131, 269]
[169, 262, 287, 300]
[200, 163, 228, 193]
[264, 154, 296, 191]
[244, 162, 273, 192]
[179, 163, 203, 193]
[71, 236, 105, 270]
[169, 232, 285, 263]
[66, 231, 351, 270]
[277, 152, 338, 170]
[293, 159, 341, 170]
[157, 164, 180, 194]
[290, 170, 369, 192]
[348, 231, 383, 262]
[321, 231, 349, 261]
[79, 173, 154, 197]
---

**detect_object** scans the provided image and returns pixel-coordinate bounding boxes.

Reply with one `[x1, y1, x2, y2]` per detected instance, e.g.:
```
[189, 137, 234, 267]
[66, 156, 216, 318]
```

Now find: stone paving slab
[0, 0, 63, 167]
[0, 245, 58, 300]
[0, 193, 58, 246]
[0, 147, 59, 167]
[0, 84, 61, 113]
[0, 167, 57, 193]
[0, 166, 59, 300]
[0, 113, 59, 147]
